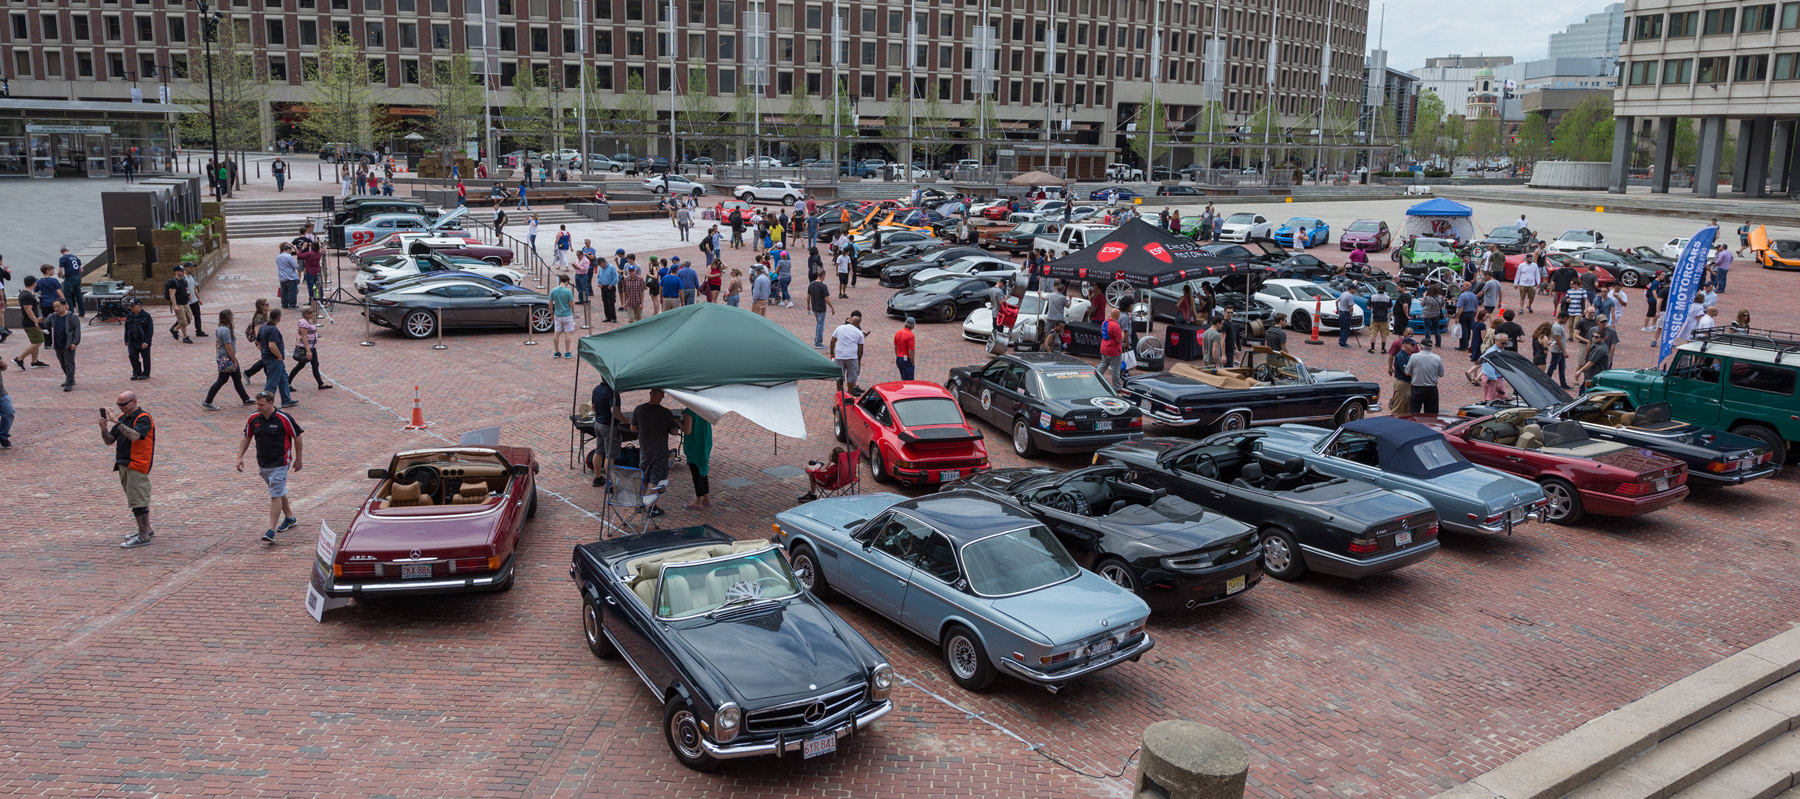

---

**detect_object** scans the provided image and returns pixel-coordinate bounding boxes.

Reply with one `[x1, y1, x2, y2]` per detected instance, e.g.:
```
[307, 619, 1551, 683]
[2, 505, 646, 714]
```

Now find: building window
[12, 50, 29, 78]
[500, 61, 517, 86]
[626, 0, 644, 21]
[1742, 4, 1776, 32]
[531, 26, 548, 52]
[269, 55, 288, 80]
[170, 17, 187, 42]
[137, 15, 154, 43]
[72, 15, 91, 41]
[1661, 58, 1691, 84]
[366, 22, 385, 47]
[1702, 8, 1735, 35]
[563, 64, 579, 88]
[1696, 56, 1730, 83]
[861, 74, 875, 97]
[593, 64, 612, 88]
[300, 20, 318, 45]
[627, 31, 643, 55]
[718, 68, 735, 92]
[402, 58, 419, 83]
[596, 30, 612, 54]
[1627, 60, 1657, 85]
[366, 0, 382, 10]
[1734, 53, 1768, 81]
[564, 28, 577, 53]
[777, 70, 792, 94]
[499, 27, 516, 51]
[77, 53, 95, 78]
[109, 53, 126, 78]
[399, 0, 416, 10]
[432, 0, 448, 10]
[432, 24, 450, 49]
[171, 53, 187, 78]
[266, 20, 285, 44]
[1774, 52, 1799, 80]
[399, 23, 417, 48]
[105, 15, 122, 42]
[1633, 14, 1662, 39]
[1783, 3, 1800, 29]
[717, 34, 732, 58]
[10, 13, 25, 41]
[596, 0, 612, 19]
[369, 57, 386, 83]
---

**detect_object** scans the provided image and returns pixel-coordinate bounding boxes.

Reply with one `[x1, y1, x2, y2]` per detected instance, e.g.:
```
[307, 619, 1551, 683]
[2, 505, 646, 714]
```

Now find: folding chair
[799, 450, 861, 502]
[604, 464, 665, 536]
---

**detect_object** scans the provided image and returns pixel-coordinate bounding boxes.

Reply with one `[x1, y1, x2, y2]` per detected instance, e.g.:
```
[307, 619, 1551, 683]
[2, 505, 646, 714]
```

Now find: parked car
[315, 444, 537, 598]
[1267, 252, 1338, 282]
[352, 234, 514, 267]
[1548, 228, 1607, 254]
[1037, 223, 1118, 259]
[1474, 225, 1538, 255]
[1121, 347, 1378, 431]
[887, 276, 1001, 323]
[878, 247, 991, 286]
[1623, 246, 1677, 270]
[634, 156, 673, 175]
[338, 213, 432, 249]
[1411, 408, 1689, 524]
[839, 160, 878, 178]
[1088, 186, 1141, 201]
[993, 222, 1062, 254]
[854, 240, 951, 274]
[772, 491, 1154, 692]
[1216, 213, 1272, 243]
[1339, 219, 1393, 252]
[1146, 273, 1278, 339]
[319, 142, 379, 164]
[738, 155, 786, 168]
[1095, 434, 1442, 580]
[909, 255, 1022, 288]
[947, 353, 1143, 457]
[1392, 237, 1465, 285]
[1498, 251, 1599, 284]
[644, 174, 706, 195]
[1595, 328, 1800, 465]
[354, 251, 525, 292]
[586, 154, 627, 172]
[363, 276, 554, 339]
[1660, 236, 1692, 260]
[1750, 227, 1800, 270]
[1106, 163, 1146, 181]
[1156, 185, 1204, 196]
[1254, 278, 1365, 333]
[570, 527, 893, 770]
[1567, 248, 1662, 288]
[950, 464, 1264, 608]
[833, 381, 990, 486]
[961, 290, 1093, 343]
[1272, 217, 1330, 248]
[734, 179, 806, 204]
[1457, 351, 1779, 486]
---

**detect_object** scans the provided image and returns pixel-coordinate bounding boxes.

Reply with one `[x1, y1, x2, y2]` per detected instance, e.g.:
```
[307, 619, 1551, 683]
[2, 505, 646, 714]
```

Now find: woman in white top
[527, 215, 540, 254]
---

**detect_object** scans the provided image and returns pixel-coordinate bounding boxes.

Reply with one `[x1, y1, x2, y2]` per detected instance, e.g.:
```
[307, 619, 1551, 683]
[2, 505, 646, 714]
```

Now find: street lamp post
[193, 0, 223, 200]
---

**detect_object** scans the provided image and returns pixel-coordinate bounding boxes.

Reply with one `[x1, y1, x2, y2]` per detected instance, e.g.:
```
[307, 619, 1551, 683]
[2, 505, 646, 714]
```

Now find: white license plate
[401, 563, 433, 579]
[941, 470, 959, 482]
[802, 733, 837, 759]
[1094, 421, 1113, 431]
[1655, 478, 1669, 492]
[1395, 530, 1413, 547]
[1090, 637, 1115, 657]
[1226, 575, 1247, 594]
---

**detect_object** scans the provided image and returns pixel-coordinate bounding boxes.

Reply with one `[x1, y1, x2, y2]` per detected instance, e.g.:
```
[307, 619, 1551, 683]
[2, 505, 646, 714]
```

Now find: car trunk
[1591, 450, 1686, 493]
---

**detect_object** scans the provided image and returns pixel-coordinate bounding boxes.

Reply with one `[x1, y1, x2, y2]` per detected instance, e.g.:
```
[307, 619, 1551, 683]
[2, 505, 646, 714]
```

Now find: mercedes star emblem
[802, 702, 827, 724]
[409, 549, 422, 560]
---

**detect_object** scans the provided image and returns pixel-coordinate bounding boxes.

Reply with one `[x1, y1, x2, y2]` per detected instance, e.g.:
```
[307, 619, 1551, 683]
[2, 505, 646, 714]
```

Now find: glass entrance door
[84, 134, 110, 177]
[27, 133, 54, 177]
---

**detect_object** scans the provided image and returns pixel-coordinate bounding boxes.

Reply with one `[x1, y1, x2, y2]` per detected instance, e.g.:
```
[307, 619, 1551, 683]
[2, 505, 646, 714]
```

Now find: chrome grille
[744, 685, 864, 734]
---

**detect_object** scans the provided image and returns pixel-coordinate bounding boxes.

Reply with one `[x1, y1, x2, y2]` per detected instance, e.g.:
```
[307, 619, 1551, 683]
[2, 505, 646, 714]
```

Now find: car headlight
[869, 664, 895, 701]
[714, 703, 741, 743]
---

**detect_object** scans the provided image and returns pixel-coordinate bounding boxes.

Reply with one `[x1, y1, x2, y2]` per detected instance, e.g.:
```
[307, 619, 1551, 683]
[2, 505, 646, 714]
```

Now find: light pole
[193, 0, 223, 200]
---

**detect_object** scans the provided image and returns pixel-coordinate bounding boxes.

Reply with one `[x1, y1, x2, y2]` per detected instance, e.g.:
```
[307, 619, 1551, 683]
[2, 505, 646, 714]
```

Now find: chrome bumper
[997, 634, 1155, 688]
[699, 700, 892, 760]
[321, 558, 513, 597]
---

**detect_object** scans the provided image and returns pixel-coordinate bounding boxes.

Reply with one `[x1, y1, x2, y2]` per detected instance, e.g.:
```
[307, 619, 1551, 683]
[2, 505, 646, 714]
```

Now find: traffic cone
[404, 385, 431, 430]
[1305, 296, 1323, 345]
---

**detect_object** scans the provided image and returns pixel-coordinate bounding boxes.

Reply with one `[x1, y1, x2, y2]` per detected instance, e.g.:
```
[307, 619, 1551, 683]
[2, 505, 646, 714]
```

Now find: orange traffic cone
[1305, 296, 1323, 345]
[404, 385, 431, 430]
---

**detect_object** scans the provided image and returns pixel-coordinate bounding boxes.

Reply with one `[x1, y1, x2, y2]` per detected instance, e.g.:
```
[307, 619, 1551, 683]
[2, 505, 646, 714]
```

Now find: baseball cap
[615, 248, 625, 254]
[128, 298, 143, 306]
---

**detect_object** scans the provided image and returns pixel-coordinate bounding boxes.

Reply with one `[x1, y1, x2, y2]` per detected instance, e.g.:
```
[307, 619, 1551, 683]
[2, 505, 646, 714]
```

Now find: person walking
[1099, 307, 1127, 388]
[240, 299, 272, 381]
[1335, 285, 1358, 348]
[1712, 246, 1733, 293]
[237, 392, 304, 544]
[657, 261, 682, 311]
[527, 214, 541, 254]
[725, 268, 744, 307]
[834, 247, 852, 298]
[297, 240, 323, 307]
[751, 266, 772, 316]
[1736, 220, 1752, 257]
[776, 250, 794, 307]
[47, 299, 80, 391]
[101, 390, 157, 547]
[184, 264, 207, 336]
[123, 298, 154, 380]
[572, 250, 593, 305]
[34, 263, 62, 319]
[1405, 340, 1444, 413]
[58, 246, 84, 317]
[596, 250, 620, 321]
[271, 156, 286, 192]
[554, 224, 572, 270]
[1513, 253, 1541, 314]
[677, 204, 693, 242]
[1454, 282, 1479, 351]
[516, 178, 530, 210]
[1548, 313, 1571, 389]
[1387, 336, 1416, 416]
[203, 309, 254, 410]
[681, 408, 712, 511]
[620, 263, 646, 322]
[894, 317, 917, 380]
[165, 264, 195, 342]
[0, 357, 11, 448]
[830, 311, 866, 393]
[1201, 318, 1225, 368]
[256, 309, 297, 407]
[550, 274, 577, 359]
[275, 243, 301, 309]
[13, 275, 46, 370]
[287, 306, 332, 390]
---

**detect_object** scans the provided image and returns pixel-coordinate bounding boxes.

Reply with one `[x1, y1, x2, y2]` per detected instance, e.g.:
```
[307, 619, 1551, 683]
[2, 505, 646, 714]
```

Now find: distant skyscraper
[1547, 3, 1626, 67]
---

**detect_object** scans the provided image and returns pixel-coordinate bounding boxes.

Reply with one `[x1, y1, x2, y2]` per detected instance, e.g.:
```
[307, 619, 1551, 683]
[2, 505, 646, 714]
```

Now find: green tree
[1551, 94, 1613, 161]
[1515, 112, 1552, 163]
[1442, 114, 1467, 161]
[578, 68, 612, 158]
[678, 66, 717, 161]
[827, 77, 857, 165]
[879, 82, 908, 162]
[916, 82, 952, 166]
[962, 91, 1001, 164]
[177, 19, 268, 154]
[501, 64, 555, 155]
[613, 70, 657, 157]
[786, 82, 823, 159]
[1125, 93, 1173, 167]
[1466, 116, 1500, 159]
[1410, 91, 1446, 165]
[1674, 118, 1698, 167]
[1246, 100, 1283, 168]
[731, 83, 758, 162]
[423, 53, 484, 161]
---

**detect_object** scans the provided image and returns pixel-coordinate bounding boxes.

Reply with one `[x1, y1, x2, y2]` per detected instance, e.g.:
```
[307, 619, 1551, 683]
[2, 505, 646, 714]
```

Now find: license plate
[1655, 478, 1669, 492]
[1226, 575, 1247, 594]
[1395, 530, 1413, 547]
[802, 733, 837, 760]
[1094, 421, 1114, 431]
[401, 563, 433, 579]
[941, 470, 959, 482]
[1090, 637, 1115, 657]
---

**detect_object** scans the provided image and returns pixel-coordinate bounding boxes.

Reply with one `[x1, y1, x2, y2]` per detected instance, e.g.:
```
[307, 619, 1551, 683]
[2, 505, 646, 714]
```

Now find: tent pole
[571, 357, 582, 471]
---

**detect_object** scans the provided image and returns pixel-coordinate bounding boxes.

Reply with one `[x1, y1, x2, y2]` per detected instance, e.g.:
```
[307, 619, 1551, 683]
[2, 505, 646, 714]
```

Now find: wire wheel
[1105, 280, 1137, 310]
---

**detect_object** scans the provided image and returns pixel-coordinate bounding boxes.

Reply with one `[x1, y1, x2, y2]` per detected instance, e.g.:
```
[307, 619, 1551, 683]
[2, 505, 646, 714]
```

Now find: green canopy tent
[573, 302, 841, 440]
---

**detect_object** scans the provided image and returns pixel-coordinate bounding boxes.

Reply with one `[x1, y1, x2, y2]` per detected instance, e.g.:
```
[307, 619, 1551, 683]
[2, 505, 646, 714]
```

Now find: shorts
[1519, 286, 1537, 300]
[837, 357, 861, 387]
[119, 467, 152, 509]
[1371, 321, 1391, 338]
[259, 465, 290, 498]
[24, 325, 43, 344]
[553, 315, 576, 332]
[837, 272, 850, 285]
[173, 305, 193, 328]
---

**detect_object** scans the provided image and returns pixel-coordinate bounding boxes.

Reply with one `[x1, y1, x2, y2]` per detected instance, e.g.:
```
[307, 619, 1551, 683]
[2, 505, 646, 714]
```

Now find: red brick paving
[2, 206, 1797, 799]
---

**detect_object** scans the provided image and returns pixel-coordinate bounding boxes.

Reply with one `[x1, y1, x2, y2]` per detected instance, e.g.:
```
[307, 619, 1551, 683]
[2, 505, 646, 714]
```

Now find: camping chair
[800, 450, 861, 502]
[604, 464, 665, 536]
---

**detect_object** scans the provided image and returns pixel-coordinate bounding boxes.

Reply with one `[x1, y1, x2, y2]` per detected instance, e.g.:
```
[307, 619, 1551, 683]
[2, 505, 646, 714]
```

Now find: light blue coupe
[1274, 217, 1330, 248]
[773, 491, 1153, 693]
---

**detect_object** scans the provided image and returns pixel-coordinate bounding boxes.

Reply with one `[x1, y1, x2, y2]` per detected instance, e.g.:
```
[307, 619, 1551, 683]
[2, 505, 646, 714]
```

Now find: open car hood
[1482, 350, 1574, 410]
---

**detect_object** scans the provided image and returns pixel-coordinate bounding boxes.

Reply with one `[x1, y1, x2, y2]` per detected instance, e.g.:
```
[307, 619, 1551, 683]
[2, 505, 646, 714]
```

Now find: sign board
[27, 124, 112, 134]
[306, 521, 352, 622]
[1409, 165, 1424, 173]
[460, 426, 501, 446]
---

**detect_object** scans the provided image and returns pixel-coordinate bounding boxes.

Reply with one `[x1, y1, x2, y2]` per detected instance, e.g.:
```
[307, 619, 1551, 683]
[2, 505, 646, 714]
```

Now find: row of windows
[1624, 53, 1800, 85]
[1628, 2, 1800, 40]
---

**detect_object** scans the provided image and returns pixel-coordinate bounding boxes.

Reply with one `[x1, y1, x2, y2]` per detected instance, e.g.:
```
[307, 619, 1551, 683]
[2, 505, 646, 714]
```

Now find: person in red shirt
[1099, 307, 1126, 388]
[894, 318, 916, 381]
[1088, 283, 1107, 322]
[455, 181, 467, 207]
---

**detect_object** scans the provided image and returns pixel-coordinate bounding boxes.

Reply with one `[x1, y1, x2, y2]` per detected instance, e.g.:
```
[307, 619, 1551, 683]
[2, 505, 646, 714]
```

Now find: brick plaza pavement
[0, 200, 1797, 799]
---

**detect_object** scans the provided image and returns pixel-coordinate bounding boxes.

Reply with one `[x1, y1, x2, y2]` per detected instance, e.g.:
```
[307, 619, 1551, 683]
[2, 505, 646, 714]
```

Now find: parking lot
[1, 190, 1796, 799]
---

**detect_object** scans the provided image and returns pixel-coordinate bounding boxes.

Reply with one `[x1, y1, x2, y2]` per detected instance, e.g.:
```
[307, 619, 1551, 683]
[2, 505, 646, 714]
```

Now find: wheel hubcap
[949, 637, 978, 679]
[1100, 564, 1134, 589]
[1346, 405, 1364, 421]
[1545, 485, 1571, 519]
[406, 315, 432, 336]
[1224, 415, 1245, 431]
[1263, 537, 1292, 571]
[793, 555, 815, 590]
[532, 310, 551, 330]
[584, 604, 599, 644]
[1013, 423, 1029, 454]
[671, 710, 703, 759]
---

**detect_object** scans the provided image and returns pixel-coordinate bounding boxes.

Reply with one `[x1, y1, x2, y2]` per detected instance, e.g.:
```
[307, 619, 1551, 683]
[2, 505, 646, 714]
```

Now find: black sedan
[1624, 246, 1677, 270]
[1475, 225, 1539, 255]
[1568, 248, 1662, 288]
[854, 240, 950, 276]
[992, 222, 1062, 254]
[364, 276, 553, 339]
[1122, 346, 1378, 432]
[571, 527, 893, 770]
[1269, 253, 1337, 281]
[1460, 350, 1779, 486]
[1097, 437, 1441, 581]
[947, 353, 1143, 457]
[879, 246, 991, 287]
[886, 276, 997, 323]
[1199, 239, 1290, 267]
[950, 465, 1264, 609]
[1147, 274, 1276, 339]
[1156, 185, 1204, 196]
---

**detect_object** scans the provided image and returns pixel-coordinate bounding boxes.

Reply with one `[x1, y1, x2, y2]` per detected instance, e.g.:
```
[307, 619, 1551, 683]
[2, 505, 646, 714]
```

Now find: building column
[1731, 119, 1754, 192]
[1607, 115, 1634, 193]
[1774, 119, 1798, 195]
[1651, 117, 1676, 194]
[1742, 118, 1774, 198]
[1695, 116, 1726, 198]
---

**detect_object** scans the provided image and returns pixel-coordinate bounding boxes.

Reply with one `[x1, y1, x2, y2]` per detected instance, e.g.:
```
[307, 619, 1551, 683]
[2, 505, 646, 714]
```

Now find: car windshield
[1414, 239, 1454, 253]
[1225, 213, 1258, 224]
[656, 548, 801, 618]
[1035, 369, 1114, 399]
[1286, 218, 1320, 227]
[893, 397, 964, 427]
[1348, 221, 1381, 232]
[1559, 230, 1596, 242]
[1492, 226, 1525, 237]
[960, 525, 1080, 596]
[1776, 240, 1800, 255]
[913, 277, 967, 295]
[1288, 283, 1332, 300]
[1015, 295, 1047, 314]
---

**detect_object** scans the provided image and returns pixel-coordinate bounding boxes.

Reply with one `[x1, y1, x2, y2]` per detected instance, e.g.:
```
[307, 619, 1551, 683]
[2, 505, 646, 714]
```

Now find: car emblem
[409, 549, 422, 560]
[1097, 242, 1128, 262]
[981, 388, 993, 411]
[1090, 397, 1131, 414]
[1100, 618, 1111, 627]
[803, 702, 827, 723]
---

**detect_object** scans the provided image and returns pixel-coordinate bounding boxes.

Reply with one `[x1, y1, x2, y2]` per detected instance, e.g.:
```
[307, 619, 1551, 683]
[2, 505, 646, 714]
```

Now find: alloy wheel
[1262, 536, 1293, 573]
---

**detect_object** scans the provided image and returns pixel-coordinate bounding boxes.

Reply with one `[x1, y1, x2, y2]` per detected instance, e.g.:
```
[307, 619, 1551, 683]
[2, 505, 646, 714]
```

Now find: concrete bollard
[1133, 721, 1249, 799]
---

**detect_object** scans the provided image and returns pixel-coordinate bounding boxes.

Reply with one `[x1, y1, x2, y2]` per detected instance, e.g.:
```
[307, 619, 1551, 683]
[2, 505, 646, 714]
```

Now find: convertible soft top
[1342, 417, 1469, 478]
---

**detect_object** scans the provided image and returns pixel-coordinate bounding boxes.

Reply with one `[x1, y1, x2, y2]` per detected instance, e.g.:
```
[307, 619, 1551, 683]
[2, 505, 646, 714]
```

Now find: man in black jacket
[123, 298, 154, 380]
[46, 299, 81, 391]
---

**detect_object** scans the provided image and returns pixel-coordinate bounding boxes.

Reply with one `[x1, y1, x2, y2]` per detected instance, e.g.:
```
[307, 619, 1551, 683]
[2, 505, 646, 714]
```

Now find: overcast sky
[1364, 0, 1608, 71]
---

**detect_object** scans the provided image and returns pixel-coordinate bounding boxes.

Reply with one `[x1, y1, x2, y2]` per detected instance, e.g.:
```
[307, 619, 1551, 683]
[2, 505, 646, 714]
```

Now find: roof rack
[1692, 327, 1800, 363]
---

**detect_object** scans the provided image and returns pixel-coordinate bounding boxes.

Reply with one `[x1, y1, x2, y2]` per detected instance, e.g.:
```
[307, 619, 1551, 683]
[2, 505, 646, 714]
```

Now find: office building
[1547, 2, 1626, 66]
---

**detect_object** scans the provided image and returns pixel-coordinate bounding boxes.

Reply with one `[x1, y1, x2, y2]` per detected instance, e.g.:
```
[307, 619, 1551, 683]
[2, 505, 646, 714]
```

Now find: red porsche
[1500, 251, 1613, 286]
[833, 381, 991, 487]
[1410, 409, 1687, 524]
[316, 446, 538, 597]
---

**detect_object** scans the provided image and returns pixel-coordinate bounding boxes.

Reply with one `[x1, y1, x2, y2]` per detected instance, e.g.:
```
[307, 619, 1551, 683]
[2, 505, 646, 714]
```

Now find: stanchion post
[360, 299, 375, 346]
[581, 295, 592, 330]
[523, 308, 539, 346]
[433, 310, 447, 350]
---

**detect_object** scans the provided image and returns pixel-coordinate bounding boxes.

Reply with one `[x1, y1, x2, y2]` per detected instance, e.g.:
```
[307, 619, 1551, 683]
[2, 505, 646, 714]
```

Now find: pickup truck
[1594, 328, 1800, 466]
[1107, 163, 1145, 182]
[1036, 223, 1118, 259]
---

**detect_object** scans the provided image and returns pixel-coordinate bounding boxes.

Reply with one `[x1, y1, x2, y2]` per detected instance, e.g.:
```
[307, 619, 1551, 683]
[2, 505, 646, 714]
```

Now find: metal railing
[469, 218, 554, 291]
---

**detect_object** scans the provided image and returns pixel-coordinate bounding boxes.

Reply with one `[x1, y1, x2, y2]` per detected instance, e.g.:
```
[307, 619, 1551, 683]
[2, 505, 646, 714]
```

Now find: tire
[1290, 309, 1311, 333]
[493, 274, 514, 285]
[609, 165, 622, 172]
[740, 191, 755, 202]
[1217, 411, 1250, 433]
[869, 445, 893, 483]
[526, 486, 539, 518]
[663, 696, 720, 772]
[1095, 558, 1140, 595]
[781, 194, 796, 205]
[938, 302, 958, 323]
[484, 257, 505, 266]
[691, 188, 704, 197]
[1012, 417, 1040, 458]
[402, 310, 436, 339]
[789, 542, 830, 596]
[1260, 527, 1307, 580]
[1618, 269, 1642, 288]
[582, 596, 617, 658]
[1539, 477, 1585, 525]
[1334, 400, 1367, 426]
[529, 307, 554, 333]
[324, 155, 338, 165]
[832, 407, 847, 442]
[941, 625, 997, 692]
[1730, 424, 1788, 468]
[652, 185, 667, 194]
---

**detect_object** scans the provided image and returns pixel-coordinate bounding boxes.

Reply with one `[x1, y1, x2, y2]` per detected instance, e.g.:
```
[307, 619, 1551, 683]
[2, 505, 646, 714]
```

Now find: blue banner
[1658, 225, 1718, 364]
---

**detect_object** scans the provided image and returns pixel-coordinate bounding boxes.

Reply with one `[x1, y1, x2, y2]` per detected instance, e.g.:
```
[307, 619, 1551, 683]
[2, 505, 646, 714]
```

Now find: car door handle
[605, 596, 617, 606]
[1505, 455, 1524, 462]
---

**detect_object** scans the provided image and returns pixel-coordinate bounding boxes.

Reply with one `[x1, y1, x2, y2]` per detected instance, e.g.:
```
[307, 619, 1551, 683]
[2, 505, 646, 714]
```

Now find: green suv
[1595, 329, 1800, 465]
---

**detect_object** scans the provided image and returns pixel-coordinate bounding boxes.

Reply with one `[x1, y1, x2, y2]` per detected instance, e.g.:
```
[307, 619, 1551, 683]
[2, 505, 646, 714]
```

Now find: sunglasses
[116, 400, 134, 407]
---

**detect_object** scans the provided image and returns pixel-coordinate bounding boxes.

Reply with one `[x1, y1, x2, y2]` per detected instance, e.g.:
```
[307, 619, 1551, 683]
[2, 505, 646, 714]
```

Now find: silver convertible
[773, 491, 1153, 693]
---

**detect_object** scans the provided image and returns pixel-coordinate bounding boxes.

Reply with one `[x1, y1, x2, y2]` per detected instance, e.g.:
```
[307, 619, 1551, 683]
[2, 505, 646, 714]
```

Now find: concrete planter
[1527, 161, 1610, 190]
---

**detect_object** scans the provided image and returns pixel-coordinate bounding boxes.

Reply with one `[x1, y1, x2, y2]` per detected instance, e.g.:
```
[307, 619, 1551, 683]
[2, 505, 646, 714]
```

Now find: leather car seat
[1233, 461, 1266, 490]
[388, 481, 433, 507]
[661, 572, 698, 617]
[451, 483, 489, 505]
[1517, 424, 1544, 450]
[1267, 457, 1308, 491]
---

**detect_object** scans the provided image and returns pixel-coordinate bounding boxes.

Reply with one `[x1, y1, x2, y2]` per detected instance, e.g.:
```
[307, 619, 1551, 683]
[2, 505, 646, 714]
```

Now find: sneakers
[276, 516, 297, 532]
[241, 398, 256, 405]
[30, 361, 48, 368]
[318, 384, 334, 390]
[280, 400, 300, 408]
[10, 356, 21, 370]
[202, 402, 220, 411]
[182, 336, 194, 344]
[261, 529, 277, 544]
[196, 330, 209, 337]
[169, 327, 179, 341]
[121, 532, 154, 548]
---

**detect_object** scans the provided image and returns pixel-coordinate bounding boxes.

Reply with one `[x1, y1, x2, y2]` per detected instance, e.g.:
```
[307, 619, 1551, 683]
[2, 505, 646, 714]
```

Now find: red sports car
[833, 381, 991, 487]
[315, 446, 538, 597]
[352, 234, 516, 266]
[1501, 251, 1613, 286]
[1409, 409, 1687, 524]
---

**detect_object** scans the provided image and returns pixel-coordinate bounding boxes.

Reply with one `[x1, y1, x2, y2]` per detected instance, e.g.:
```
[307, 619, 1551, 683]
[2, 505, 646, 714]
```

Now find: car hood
[1092, 498, 1249, 547]
[1482, 350, 1574, 409]
[674, 600, 868, 702]
[1341, 230, 1381, 241]
[889, 289, 957, 309]
[983, 573, 1146, 643]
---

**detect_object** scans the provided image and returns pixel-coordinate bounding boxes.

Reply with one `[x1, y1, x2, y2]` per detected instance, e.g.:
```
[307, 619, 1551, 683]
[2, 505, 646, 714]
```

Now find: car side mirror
[367, 468, 389, 479]
[512, 464, 531, 475]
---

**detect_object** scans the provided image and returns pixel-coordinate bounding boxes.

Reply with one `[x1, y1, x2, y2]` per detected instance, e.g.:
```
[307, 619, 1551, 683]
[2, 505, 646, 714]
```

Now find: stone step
[1567, 675, 1797, 798]
[1669, 727, 1800, 799]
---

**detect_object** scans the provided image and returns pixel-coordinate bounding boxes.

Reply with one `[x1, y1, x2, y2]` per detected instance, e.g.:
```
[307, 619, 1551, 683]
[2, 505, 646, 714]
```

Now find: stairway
[1441, 627, 1800, 799]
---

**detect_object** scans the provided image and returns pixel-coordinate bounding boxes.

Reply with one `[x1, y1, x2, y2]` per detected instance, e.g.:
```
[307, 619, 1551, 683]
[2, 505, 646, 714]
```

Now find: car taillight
[1705, 460, 1737, 473]
[1615, 480, 1653, 496]
[1040, 650, 1074, 666]
[450, 556, 499, 573]
[1673, 471, 1688, 486]
[368, 297, 398, 306]
[1125, 416, 1143, 428]
[335, 562, 377, 577]
[1052, 419, 1078, 432]
[1348, 536, 1379, 554]
[1421, 522, 1439, 538]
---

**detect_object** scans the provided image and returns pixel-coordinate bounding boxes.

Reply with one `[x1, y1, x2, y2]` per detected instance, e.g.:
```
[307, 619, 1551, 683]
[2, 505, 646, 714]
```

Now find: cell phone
[99, 407, 109, 417]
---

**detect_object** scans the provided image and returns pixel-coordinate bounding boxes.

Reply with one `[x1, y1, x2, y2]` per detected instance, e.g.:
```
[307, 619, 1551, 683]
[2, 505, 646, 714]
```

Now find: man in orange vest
[99, 390, 157, 548]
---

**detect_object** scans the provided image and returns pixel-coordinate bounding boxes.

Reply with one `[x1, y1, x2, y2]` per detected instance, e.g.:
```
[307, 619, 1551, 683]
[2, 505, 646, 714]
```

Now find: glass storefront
[0, 100, 179, 179]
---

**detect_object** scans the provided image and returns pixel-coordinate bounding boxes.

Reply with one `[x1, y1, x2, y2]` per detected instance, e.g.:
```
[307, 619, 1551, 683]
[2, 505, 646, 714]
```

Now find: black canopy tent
[1038, 218, 1265, 289]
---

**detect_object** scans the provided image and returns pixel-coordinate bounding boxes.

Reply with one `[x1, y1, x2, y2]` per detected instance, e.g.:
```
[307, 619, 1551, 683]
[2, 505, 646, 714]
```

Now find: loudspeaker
[326, 225, 346, 250]
[322, 196, 336, 213]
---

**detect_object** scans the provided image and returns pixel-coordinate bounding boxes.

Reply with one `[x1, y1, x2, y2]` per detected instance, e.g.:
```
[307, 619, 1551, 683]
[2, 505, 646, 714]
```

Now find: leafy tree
[423, 53, 484, 160]
[1674, 118, 1697, 167]
[1550, 94, 1613, 161]
[879, 82, 908, 162]
[786, 81, 823, 159]
[1442, 114, 1467, 160]
[1410, 91, 1446, 165]
[917, 82, 952, 166]
[1246, 100, 1283, 168]
[1514, 112, 1552, 163]
[577, 68, 612, 157]
[296, 33, 394, 169]
[612, 70, 658, 157]
[731, 82, 758, 162]
[677, 66, 717, 161]
[827, 77, 857, 165]
[1466, 116, 1500, 159]
[177, 19, 268, 154]
[962, 90, 1001, 165]
[1125, 92, 1173, 167]
[502, 65, 555, 155]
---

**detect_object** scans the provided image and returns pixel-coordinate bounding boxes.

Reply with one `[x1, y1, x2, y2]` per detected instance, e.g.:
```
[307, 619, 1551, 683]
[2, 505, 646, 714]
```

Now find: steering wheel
[1253, 363, 1280, 383]
[398, 464, 441, 498]
[1045, 489, 1090, 516]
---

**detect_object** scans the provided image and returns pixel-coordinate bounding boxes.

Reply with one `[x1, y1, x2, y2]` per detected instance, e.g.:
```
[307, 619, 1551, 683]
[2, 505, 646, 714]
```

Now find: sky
[1365, 0, 1607, 71]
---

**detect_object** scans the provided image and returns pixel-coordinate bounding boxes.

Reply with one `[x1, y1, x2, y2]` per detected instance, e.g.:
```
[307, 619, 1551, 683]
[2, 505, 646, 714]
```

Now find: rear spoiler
[898, 427, 984, 444]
